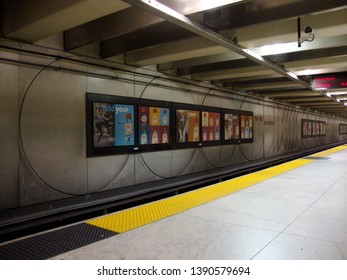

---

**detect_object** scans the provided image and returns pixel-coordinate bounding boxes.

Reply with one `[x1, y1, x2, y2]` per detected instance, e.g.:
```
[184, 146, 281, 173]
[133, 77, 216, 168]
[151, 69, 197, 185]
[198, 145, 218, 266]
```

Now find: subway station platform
[1, 145, 347, 260]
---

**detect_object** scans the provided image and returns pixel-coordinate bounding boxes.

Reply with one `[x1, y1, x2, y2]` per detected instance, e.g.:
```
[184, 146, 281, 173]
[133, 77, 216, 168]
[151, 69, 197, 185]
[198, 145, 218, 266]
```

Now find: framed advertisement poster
[240, 112, 254, 143]
[222, 109, 253, 144]
[320, 122, 325, 136]
[307, 121, 312, 137]
[87, 93, 137, 156]
[302, 119, 308, 138]
[339, 123, 347, 135]
[201, 108, 221, 146]
[223, 109, 240, 144]
[138, 99, 172, 152]
[302, 119, 326, 138]
[173, 103, 201, 149]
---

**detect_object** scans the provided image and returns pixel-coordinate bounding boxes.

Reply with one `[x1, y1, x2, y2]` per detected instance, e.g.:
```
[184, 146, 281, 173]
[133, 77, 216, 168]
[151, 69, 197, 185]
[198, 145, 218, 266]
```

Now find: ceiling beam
[191, 55, 347, 81]
[100, 23, 195, 58]
[232, 81, 306, 91]
[122, 0, 312, 90]
[64, 0, 247, 50]
[203, 0, 347, 30]
[279, 97, 332, 102]
[177, 44, 347, 77]
[127, 15, 347, 68]
[125, 37, 230, 66]
[298, 103, 344, 107]
[258, 90, 321, 98]
[100, 0, 347, 58]
[159, 34, 347, 73]
[1, 0, 130, 42]
[318, 108, 347, 111]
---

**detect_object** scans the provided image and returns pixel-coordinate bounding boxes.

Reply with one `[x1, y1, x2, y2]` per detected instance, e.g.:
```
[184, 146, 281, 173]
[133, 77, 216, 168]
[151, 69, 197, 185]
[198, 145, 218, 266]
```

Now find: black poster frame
[201, 106, 222, 147]
[87, 93, 256, 157]
[173, 102, 203, 150]
[222, 108, 241, 144]
[87, 93, 173, 157]
[137, 99, 172, 153]
[339, 123, 347, 135]
[239, 111, 254, 143]
[86, 93, 138, 157]
[302, 119, 326, 138]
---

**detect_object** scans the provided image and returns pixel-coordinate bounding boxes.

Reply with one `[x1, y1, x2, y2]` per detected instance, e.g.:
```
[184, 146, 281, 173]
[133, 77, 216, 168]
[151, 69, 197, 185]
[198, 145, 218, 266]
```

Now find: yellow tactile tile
[87, 145, 347, 234]
[311, 145, 347, 157]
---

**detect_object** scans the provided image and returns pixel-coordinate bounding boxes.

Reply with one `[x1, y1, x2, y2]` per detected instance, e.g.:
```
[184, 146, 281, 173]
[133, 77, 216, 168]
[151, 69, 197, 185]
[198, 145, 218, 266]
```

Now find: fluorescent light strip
[327, 91, 347, 95]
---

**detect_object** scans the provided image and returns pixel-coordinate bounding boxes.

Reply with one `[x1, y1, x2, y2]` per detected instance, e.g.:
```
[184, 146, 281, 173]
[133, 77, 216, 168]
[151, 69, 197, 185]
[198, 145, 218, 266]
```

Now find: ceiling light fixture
[327, 91, 347, 96]
[257, 42, 296, 56]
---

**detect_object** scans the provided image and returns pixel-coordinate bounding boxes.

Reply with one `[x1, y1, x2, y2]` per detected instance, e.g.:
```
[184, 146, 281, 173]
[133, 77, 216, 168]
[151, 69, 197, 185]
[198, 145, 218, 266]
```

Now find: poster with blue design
[93, 103, 134, 147]
[93, 102, 115, 147]
[114, 104, 135, 146]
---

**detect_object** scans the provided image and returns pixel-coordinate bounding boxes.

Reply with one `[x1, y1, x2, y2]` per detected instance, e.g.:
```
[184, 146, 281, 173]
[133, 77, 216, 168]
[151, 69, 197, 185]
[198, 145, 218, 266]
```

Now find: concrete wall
[1, 42, 346, 210]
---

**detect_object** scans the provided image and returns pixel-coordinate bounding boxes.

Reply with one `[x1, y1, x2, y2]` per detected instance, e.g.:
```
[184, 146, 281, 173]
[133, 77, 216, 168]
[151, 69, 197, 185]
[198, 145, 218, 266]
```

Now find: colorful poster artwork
[93, 103, 115, 147]
[93, 102, 135, 147]
[320, 122, 324, 135]
[176, 109, 200, 143]
[202, 111, 221, 141]
[303, 120, 308, 136]
[316, 122, 320, 136]
[340, 124, 347, 134]
[224, 113, 239, 140]
[139, 106, 170, 145]
[312, 122, 316, 136]
[307, 121, 312, 136]
[114, 104, 135, 146]
[240, 115, 253, 139]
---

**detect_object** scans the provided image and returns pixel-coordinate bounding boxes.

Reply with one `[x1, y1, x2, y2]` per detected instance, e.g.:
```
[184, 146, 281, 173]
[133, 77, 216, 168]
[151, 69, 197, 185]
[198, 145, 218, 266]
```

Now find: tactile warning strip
[0, 223, 116, 260]
[87, 158, 313, 233]
[87, 145, 347, 234]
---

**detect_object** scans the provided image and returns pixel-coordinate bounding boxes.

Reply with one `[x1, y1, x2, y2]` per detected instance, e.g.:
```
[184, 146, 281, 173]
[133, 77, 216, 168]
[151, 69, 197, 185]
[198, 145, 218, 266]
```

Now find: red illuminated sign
[312, 73, 347, 90]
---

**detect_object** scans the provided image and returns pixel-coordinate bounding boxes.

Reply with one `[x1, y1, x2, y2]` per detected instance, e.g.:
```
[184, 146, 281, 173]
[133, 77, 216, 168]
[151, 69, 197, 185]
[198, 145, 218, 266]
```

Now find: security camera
[297, 17, 316, 47]
[304, 26, 316, 35]
[298, 26, 316, 45]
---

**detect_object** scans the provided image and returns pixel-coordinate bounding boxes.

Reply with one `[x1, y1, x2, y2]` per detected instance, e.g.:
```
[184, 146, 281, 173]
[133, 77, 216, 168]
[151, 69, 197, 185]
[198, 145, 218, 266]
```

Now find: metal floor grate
[0, 223, 117, 260]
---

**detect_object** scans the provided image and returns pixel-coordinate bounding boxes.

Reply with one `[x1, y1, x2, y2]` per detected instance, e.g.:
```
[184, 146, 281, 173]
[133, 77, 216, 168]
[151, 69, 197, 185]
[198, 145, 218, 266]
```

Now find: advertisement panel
[224, 113, 239, 140]
[93, 102, 115, 147]
[302, 119, 326, 138]
[93, 102, 135, 148]
[240, 114, 253, 139]
[202, 111, 221, 141]
[176, 109, 200, 143]
[303, 120, 308, 137]
[139, 106, 170, 145]
[88, 93, 256, 156]
[307, 121, 312, 136]
[339, 123, 347, 135]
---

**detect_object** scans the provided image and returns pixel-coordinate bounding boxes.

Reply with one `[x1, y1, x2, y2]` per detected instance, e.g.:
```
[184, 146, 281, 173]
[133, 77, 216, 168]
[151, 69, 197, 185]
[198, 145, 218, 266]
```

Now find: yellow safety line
[310, 145, 347, 157]
[87, 145, 347, 233]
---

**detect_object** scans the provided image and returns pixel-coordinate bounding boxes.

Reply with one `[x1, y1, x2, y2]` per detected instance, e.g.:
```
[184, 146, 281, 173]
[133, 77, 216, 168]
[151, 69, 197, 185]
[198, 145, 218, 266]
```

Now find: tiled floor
[51, 146, 347, 260]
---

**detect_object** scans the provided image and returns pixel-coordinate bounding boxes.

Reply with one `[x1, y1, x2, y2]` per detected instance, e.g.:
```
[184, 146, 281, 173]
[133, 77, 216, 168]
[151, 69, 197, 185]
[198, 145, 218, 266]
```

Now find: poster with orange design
[176, 109, 200, 143]
[202, 111, 221, 141]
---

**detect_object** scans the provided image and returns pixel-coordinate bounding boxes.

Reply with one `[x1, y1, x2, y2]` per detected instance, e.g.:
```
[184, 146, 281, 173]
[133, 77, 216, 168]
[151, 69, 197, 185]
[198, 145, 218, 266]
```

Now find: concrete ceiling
[1, 0, 347, 117]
